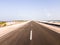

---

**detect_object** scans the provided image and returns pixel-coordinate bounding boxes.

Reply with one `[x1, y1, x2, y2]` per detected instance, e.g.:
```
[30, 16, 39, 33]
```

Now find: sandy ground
[53, 22, 60, 25]
[0, 21, 30, 37]
[37, 22, 60, 33]
[6, 22, 25, 26]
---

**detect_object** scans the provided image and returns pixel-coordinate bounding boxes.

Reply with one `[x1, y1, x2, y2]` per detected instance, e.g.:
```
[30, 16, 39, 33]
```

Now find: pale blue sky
[0, 0, 60, 21]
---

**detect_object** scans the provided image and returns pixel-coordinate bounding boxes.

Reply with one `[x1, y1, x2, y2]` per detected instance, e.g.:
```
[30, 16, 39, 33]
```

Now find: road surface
[31, 21, 60, 45]
[0, 21, 60, 45]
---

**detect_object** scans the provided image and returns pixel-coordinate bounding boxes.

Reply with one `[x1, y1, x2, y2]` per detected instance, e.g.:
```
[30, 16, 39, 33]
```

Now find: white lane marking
[30, 30, 32, 40]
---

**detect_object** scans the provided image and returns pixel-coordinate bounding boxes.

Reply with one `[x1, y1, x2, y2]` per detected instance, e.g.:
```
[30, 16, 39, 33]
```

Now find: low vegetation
[0, 22, 6, 27]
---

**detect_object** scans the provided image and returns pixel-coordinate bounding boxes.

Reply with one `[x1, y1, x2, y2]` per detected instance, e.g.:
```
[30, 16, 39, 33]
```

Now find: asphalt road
[31, 21, 60, 45]
[0, 21, 60, 45]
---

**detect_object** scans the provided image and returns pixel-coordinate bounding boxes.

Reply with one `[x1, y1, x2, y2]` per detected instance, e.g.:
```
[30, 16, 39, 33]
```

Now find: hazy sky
[0, 0, 60, 21]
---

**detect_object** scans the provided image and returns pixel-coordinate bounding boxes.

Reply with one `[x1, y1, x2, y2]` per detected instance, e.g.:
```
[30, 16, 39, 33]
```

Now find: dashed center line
[30, 30, 32, 40]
